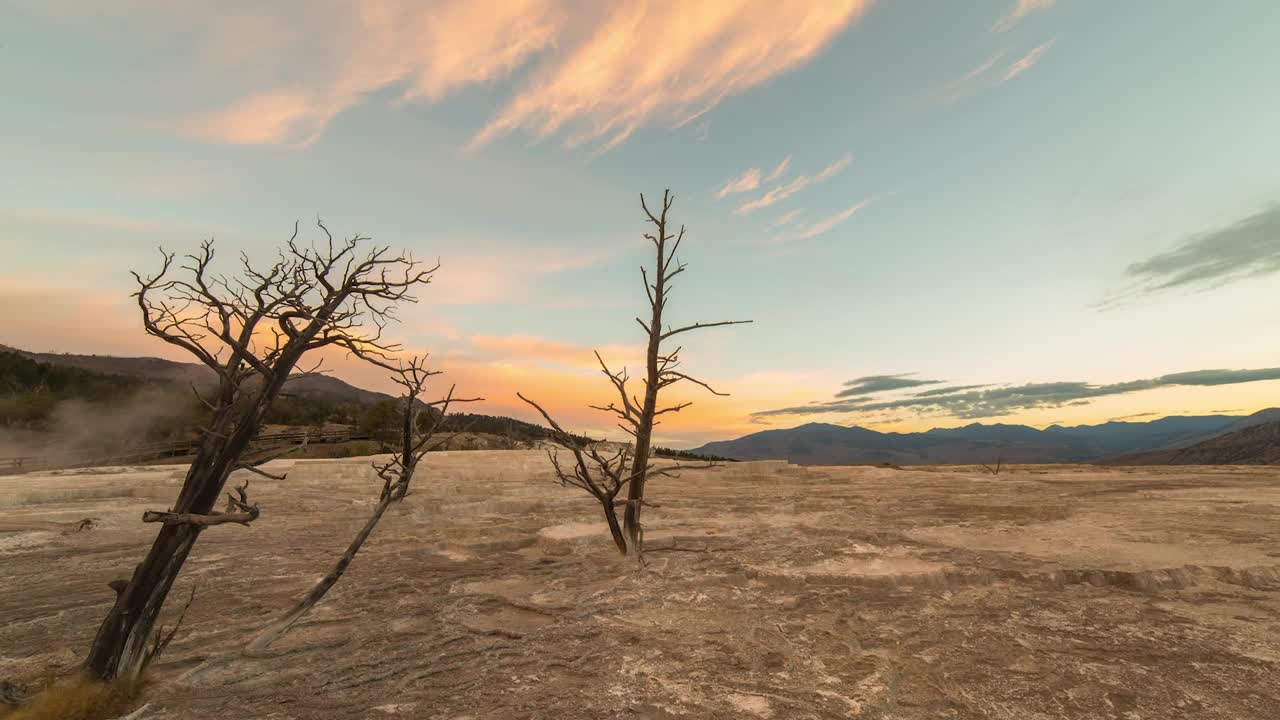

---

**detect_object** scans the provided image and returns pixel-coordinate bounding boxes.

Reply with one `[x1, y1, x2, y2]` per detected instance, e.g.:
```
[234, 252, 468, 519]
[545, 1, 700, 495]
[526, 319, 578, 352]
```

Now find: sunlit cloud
[924, 40, 1053, 107]
[185, 92, 329, 147]
[770, 209, 802, 228]
[926, 50, 1005, 105]
[768, 197, 873, 243]
[429, 243, 627, 304]
[766, 156, 792, 182]
[472, 1, 875, 150]
[153, 1, 873, 149]
[993, 0, 1054, 33]
[715, 167, 763, 199]
[736, 152, 853, 214]
[1002, 39, 1055, 82]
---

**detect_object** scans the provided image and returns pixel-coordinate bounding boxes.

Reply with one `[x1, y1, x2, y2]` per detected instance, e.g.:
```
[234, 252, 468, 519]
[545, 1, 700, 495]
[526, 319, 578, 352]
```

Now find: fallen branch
[142, 480, 259, 527]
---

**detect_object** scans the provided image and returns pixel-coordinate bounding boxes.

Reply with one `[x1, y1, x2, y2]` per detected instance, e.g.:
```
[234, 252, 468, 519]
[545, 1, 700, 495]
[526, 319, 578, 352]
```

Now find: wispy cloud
[736, 152, 853, 214]
[769, 197, 874, 243]
[755, 367, 1280, 420]
[90, 1, 876, 150]
[766, 156, 792, 182]
[1109, 412, 1158, 421]
[928, 51, 1005, 104]
[468, 333, 641, 370]
[770, 209, 802, 228]
[836, 373, 942, 398]
[993, 0, 1055, 33]
[1002, 39, 1055, 82]
[926, 39, 1053, 107]
[473, 2, 873, 150]
[715, 167, 763, 199]
[1102, 205, 1280, 305]
[428, 242, 625, 305]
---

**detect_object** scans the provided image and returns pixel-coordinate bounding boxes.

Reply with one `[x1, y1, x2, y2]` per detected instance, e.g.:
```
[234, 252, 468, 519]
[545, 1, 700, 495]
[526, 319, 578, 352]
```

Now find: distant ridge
[692, 411, 1280, 465]
[1104, 416, 1280, 465]
[0, 344, 395, 406]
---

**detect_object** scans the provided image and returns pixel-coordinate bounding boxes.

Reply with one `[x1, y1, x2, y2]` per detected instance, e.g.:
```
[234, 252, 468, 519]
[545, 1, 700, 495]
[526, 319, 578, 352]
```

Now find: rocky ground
[1, 453, 1278, 719]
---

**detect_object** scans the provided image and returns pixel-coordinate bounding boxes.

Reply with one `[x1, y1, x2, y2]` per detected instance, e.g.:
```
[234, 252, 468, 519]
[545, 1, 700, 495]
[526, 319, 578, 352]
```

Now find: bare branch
[659, 319, 753, 342]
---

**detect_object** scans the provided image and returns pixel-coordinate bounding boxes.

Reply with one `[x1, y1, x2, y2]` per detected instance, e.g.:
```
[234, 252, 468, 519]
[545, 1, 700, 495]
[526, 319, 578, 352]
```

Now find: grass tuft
[1, 675, 144, 720]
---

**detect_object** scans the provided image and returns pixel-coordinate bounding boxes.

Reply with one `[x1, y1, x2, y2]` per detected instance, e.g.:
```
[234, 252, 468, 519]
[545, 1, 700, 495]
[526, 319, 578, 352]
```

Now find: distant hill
[1, 344, 395, 407]
[1105, 419, 1280, 465]
[692, 412, 1279, 465]
[0, 344, 579, 449]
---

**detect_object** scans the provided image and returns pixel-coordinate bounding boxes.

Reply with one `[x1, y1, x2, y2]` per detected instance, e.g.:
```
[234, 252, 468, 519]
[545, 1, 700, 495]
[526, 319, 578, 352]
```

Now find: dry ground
[2, 453, 1278, 719]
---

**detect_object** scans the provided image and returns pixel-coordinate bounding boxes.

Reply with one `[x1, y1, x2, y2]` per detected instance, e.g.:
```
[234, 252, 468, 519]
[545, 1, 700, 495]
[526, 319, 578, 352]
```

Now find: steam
[0, 386, 202, 463]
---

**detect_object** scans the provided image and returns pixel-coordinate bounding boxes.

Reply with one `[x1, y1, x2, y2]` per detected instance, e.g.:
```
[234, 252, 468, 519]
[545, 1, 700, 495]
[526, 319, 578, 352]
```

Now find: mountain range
[8, 344, 1277, 466]
[692, 409, 1280, 465]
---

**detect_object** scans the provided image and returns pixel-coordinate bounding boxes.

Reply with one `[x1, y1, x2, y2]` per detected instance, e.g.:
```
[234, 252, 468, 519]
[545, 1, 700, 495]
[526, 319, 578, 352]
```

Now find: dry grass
[1, 675, 144, 720]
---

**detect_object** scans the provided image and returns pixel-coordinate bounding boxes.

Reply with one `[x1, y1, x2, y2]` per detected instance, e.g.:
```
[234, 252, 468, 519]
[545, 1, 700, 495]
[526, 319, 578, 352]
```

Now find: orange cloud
[143, 0, 872, 149]
[473, 1, 873, 149]
[767, 156, 792, 182]
[1002, 40, 1055, 83]
[426, 244, 627, 305]
[185, 92, 329, 147]
[715, 167, 763, 199]
[768, 198, 874, 244]
[994, 0, 1055, 33]
[735, 152, 853, 214]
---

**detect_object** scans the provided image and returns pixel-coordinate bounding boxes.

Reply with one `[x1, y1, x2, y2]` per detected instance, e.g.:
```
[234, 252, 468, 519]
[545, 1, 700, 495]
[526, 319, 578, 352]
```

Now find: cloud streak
[768, 197, 874, 243]
[1114, 205, 1280, 299]
[755, 366, 1280, 420]
[993, 0, 1054, 33]
[472, 1, 873, 150]
[835, 374, 942, 398]
[1001, 40, 1055, 82]
[715, 167, 763, 199]
[91, 1, 876, 150]
[927, 39, 1053, 107]
[736, 152, 853, 214]
[766, 156, 792, 182]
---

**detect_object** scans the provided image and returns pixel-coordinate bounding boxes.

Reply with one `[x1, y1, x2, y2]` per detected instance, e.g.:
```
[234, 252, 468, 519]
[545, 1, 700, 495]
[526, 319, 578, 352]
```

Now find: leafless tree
[85, 222, 435, 681]
[980, 455, 1004, 475]
[518, 391, 634, 553]
[247, 356, 477, 651]
[520, 191, 750, 557]
[612, 190, 750, 554]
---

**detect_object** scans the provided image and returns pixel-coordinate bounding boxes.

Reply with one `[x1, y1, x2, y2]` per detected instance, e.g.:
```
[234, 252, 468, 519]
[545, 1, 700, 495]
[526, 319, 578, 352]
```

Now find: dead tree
[84, 222, 434, 681]
[518, 392, 634, 553]
[517, 191, 749, 557]
[980, 456, 1004, 475]
[518, 388, 718, 558]
[610, 191, 750, 554]
[246, 357, 477, 652]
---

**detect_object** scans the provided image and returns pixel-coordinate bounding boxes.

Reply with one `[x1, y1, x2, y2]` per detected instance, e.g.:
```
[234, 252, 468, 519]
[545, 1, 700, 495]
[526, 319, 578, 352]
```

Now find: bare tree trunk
[86, 407, 263, 679]
[84, 526, 200, 680]
[246, 359, 475, 652]
[623, 328, 662, 554]
[246, 491, 395, 653]
[601, 500, 628, 555]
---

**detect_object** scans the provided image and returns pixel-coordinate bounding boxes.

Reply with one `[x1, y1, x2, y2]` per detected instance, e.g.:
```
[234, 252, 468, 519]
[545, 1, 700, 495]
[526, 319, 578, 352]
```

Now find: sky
[3, 0, 1280, 447]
